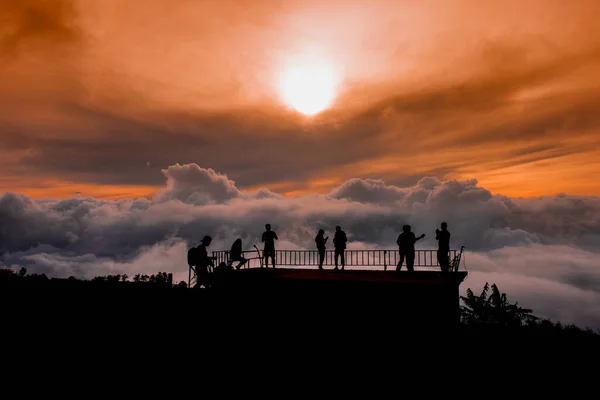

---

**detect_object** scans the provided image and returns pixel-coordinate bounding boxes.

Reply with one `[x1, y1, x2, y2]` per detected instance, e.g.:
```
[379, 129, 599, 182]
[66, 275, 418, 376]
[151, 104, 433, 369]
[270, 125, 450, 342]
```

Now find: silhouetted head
[201, 235, 212, 246]
[441, 222, 448, 230]
[265, 224, 271, 231]
[335, 225, 341, 231]
[318, 229, 325, 235]
[402, 225, 411, 232]
[233, 238, 242, 246]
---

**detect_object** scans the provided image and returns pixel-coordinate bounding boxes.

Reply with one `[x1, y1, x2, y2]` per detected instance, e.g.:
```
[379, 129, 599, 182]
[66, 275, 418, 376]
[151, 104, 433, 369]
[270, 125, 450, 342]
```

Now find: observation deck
[188, 247, 467, 330]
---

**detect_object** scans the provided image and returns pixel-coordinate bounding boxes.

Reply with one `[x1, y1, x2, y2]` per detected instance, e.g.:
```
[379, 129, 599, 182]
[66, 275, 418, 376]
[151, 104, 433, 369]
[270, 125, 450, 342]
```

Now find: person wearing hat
[194, 235, 216, 288]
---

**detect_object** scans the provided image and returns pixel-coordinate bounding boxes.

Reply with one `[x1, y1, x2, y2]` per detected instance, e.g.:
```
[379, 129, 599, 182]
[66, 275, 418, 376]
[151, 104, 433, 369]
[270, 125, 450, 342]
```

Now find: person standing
[315, 229, 328, 270]
[396, 225, 425, 272]
[436, 222, 451, 273]
[332, 225, 347, 271]
[261, 223, 278, 268]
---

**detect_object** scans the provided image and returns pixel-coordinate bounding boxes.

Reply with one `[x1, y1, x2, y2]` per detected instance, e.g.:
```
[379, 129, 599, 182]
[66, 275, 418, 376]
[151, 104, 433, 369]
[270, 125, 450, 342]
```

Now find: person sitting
[229, 238, 247, 270]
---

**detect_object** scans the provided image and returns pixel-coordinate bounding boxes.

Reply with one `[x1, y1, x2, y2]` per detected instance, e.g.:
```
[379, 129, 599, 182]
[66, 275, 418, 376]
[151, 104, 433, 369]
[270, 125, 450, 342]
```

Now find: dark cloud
[0, 0, 81, 55]
[1, 163, 599, 328]
[0, 102, 388, 188]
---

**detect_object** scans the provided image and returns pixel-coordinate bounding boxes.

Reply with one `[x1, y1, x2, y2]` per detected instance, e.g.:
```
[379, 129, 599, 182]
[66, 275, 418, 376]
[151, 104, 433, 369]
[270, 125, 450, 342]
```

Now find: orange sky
[1, 0, 599, 199]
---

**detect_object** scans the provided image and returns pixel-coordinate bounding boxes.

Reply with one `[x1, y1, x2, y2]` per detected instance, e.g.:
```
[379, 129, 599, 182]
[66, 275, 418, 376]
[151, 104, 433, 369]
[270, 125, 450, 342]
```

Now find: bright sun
[279, 61, 339, 116]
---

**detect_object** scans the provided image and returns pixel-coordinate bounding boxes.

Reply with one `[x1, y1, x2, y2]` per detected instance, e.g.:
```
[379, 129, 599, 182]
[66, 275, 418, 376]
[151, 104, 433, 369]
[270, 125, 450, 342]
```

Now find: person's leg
[397, 251, 405, 271]
[437, 250, 448, 273]
[318, 250, 324, 269]
[334, 250, 339, 270]
[271, 255, 276, 268]
[196, 266, 208, 288]
[340, 251, 345, 270]
[407, 253, 414, 272]
[236, 257, 247, 270]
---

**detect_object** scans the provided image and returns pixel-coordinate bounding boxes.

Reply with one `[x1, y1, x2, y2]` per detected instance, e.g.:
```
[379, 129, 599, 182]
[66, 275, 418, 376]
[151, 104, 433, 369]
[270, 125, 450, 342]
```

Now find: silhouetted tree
[460, 282, 537, 327]
[18, 267, 27, 277]
[176, 281, 188, 288]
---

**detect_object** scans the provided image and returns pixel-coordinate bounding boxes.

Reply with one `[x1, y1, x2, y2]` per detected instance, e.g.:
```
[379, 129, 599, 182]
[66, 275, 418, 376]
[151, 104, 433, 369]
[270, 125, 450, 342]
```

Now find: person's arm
[262, 232, 265, 242]
[397, 234, 401, 246]
[274, 232, 278, 240]
[325, 236, 329, 243]
[435, 229, 440, 240]
[416, 233, 425, 241]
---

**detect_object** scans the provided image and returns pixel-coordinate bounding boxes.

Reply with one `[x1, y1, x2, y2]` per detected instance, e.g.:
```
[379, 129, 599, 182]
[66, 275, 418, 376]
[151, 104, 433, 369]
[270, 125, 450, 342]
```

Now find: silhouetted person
[333, 225, 347, 271]
[436, 222, 451, 273]
[396, 225, 425, 272]
[262, 224, 278, 268]
[229, 238, 247, 270]
[315, 229, 329, 270]
[191, 235, 215, 288]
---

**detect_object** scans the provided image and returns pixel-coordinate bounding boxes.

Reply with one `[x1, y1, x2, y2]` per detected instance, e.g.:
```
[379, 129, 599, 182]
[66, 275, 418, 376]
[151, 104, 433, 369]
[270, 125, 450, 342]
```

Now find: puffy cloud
[1, 163, 600, 328]
[153, 164, 243, 205]
[329, 178, 409, 204]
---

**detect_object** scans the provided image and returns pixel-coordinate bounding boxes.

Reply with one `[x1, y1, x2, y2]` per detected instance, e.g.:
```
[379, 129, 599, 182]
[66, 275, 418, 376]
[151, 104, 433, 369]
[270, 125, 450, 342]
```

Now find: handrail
[211, 248, 460, 270]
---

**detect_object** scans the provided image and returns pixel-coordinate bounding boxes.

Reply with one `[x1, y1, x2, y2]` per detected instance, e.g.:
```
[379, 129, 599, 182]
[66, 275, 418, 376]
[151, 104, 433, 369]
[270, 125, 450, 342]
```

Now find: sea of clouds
[2, 163, 599, 329]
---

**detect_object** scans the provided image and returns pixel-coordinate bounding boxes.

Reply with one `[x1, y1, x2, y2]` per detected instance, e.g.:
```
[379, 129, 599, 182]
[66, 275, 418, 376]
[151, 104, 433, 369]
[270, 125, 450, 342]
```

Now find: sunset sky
[2, 0, 600, 329]
[2, 0, 599, 199]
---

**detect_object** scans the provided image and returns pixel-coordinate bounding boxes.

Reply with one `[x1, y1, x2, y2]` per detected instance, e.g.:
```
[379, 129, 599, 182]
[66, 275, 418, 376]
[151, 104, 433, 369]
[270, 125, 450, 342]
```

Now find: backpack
[187, 246, 198, 266]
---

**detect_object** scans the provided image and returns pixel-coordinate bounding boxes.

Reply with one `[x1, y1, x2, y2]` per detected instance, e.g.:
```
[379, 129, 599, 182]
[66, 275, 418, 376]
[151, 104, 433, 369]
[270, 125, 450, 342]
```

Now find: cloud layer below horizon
[2, 163, 600, 329]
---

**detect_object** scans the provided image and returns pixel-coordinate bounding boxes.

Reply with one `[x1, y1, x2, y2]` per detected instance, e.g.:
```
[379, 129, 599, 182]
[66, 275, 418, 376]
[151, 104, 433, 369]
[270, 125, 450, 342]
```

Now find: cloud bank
[2, 163, 599, 329]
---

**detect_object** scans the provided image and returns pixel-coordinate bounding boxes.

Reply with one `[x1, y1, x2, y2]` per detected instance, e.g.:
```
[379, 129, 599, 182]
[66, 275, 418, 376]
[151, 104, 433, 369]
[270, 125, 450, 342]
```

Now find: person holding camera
[435, 222, 451, 273]
[315, 229, 329, 270]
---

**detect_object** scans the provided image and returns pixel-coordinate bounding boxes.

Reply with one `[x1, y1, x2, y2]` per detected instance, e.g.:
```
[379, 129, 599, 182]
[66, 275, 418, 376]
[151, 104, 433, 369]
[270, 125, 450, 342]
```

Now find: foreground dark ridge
[2, 268, 599, 340]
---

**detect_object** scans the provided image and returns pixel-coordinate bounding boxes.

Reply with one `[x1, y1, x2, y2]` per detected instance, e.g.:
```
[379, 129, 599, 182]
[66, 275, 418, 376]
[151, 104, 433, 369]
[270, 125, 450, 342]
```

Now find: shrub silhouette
[460, 282, 537, 327]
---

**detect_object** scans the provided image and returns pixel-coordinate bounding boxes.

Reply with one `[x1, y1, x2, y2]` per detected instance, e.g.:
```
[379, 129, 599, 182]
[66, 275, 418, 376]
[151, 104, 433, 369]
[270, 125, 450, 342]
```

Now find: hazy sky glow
[1, 0, 599, 198]
[2, 1, 600, 329]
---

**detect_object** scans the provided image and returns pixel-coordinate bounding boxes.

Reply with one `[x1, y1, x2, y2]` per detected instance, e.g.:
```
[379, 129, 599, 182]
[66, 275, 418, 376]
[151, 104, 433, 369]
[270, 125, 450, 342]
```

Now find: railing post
[384, 250, 387, 271]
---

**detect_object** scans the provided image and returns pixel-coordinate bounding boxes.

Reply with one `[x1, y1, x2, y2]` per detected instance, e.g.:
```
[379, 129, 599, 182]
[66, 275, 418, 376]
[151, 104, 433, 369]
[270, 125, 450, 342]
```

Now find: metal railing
[211, 249, 460, 270]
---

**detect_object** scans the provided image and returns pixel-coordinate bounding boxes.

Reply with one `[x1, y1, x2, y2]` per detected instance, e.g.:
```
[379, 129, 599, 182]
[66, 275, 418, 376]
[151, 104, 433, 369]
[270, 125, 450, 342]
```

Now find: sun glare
[279, 60, 340, 116]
